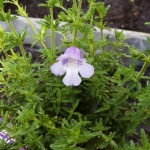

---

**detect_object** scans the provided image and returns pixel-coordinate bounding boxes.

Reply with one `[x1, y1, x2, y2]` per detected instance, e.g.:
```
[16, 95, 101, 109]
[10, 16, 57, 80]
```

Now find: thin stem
[137, 60, 150, 81]
[89, 1, 94, 25]
[73, 0, 82, 46]
[12, 1, 47, 49]
[26, 17, 47, 49]
[100, 19, 104, 41]
[7, 20, 27, 64]
[73, 0, 78, 10]
[89, 29, 94, 57]
[90, 15, 94, 25]
[50, 7, 55, 61]
[100, 29, 103, 41]
[90, 10, 95, 57]
[100, 19, 105, 52]
[77, 0, 82, 19]
[110, 44, 116, 53]
[1, 9, 27, 63]
[90, 43, 94, 58]
[10, 48, 16, 57]
[73, 26, 78, 46]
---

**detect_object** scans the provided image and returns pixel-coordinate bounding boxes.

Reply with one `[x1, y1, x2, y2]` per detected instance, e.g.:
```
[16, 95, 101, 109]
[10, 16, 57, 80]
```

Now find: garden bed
[1, 1, 150, 149]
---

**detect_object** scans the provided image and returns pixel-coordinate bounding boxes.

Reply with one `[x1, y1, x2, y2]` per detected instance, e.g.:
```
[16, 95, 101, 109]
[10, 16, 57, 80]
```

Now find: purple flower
[0, 118, 15, 143]
[50, 46, 94, 86]
[0, 130, 15, 143]
[0, 118, 25, 149]
[0, 118, 3, 123]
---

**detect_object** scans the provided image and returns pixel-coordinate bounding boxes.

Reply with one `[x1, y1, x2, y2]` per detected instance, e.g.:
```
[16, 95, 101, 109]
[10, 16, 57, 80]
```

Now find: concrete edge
[0, 15, 150, 50]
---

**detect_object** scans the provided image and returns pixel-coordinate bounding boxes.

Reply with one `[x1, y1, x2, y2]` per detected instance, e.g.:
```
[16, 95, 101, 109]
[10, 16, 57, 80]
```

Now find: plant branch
[50, 6, 55, 61]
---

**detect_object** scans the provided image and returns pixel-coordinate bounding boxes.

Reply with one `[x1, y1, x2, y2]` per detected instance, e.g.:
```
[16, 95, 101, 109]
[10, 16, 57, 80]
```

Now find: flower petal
[62, 69, 81, 86]
[0, 117, 3, 123]
[50, 61, 65, 76]
[65, 46, 83, 60]
[79, 62, 94, 78]
[57, 53, 68, 61]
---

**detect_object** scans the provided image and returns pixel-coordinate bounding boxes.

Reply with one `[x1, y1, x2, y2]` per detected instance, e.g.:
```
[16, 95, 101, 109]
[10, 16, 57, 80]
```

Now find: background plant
[0, 0, 150, 150]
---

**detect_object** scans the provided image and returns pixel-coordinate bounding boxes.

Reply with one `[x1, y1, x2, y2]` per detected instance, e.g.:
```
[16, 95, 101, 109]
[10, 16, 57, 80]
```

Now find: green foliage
[129, 46, 146, 61]
[121, 129, 150, 150]
[0, 0, 150, 150]
[145, 22, 150, 25]
[0, 0, 4, 10]
[50, 119, 96, 150]
[0, 9, 17, 21]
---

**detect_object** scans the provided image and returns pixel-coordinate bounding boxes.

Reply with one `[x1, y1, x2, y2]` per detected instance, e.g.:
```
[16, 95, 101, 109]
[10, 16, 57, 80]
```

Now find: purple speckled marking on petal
[20, 148, 25, 150]
[77, 60, 83, 66]
[62, 58, 69, 65]
[65, 46, 83, 60]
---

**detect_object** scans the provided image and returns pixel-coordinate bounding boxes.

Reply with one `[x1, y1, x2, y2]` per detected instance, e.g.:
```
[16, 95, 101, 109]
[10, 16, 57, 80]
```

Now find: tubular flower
[0, 129, 15, 143]
[0, 118, 15, 143]
[0, 118, 25, 150]
[50, 46, 94, 86]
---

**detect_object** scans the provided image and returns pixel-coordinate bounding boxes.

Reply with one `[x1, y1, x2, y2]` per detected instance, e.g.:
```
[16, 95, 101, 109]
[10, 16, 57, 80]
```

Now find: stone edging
[0, 16, 150, 51]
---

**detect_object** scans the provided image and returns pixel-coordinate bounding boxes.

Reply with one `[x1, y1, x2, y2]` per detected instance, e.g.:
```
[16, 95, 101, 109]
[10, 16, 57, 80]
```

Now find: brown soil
[4, 0, 150, 33]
